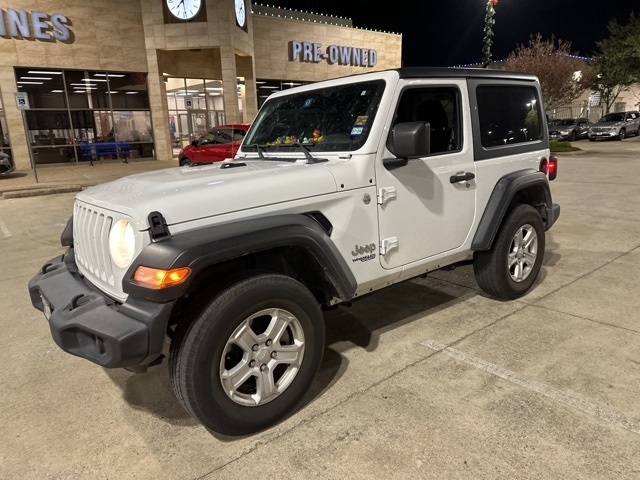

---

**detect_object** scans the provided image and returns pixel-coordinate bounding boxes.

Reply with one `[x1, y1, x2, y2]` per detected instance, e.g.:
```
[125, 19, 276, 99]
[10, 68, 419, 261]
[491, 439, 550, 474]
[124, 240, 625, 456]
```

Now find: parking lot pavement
[1, 138, 640, 479]
[0, 158, 172, 198]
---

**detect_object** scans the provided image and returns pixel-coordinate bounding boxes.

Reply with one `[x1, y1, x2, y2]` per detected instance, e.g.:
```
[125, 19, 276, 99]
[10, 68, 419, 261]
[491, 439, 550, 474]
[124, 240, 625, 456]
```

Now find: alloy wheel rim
[219, 308, 305, 407]
[507, 224, 538, 283]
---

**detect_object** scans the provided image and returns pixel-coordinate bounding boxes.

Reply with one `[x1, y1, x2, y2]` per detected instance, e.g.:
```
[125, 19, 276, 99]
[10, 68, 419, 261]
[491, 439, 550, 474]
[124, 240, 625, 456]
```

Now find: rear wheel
[169, 274, 325, 436]
[473, 204, 545, 300]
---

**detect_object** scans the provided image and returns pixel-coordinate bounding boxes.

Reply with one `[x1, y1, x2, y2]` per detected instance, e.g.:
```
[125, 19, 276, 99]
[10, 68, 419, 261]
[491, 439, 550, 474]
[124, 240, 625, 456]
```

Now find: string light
[252, 3, 399, 34]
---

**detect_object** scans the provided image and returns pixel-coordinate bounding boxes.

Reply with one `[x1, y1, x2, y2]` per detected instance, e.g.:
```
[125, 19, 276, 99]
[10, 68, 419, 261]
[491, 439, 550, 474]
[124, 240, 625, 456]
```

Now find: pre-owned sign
[289, 41, 378, 67]
[0, 9, 71, 42]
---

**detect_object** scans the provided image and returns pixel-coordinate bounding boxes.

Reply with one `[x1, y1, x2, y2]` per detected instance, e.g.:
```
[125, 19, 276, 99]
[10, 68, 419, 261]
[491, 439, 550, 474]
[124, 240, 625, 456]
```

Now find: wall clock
[235, 0, 246, 28]
[166, 0, 202, 21]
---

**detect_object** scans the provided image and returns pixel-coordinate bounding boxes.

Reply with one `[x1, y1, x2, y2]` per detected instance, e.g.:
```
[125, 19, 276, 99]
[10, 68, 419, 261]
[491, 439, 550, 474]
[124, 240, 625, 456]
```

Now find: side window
[200, 131, 216, 144]
[394, 87, 460, 154]
[477, 86, 542, 147]
[214, 128, 233, 144]
[233, 129, 247, 141]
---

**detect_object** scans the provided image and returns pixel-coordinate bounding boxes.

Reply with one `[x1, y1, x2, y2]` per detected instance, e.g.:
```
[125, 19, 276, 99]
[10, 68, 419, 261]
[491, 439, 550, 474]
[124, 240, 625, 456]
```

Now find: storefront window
[15, 68, 153, 164]
[0, 109, 11, 158]
[24, 110, 73, 164]
[15, 69, 66, 109]
[256, 79, 311, 109]
[110, 73, 149, 109]
[166, 77, 226, 156]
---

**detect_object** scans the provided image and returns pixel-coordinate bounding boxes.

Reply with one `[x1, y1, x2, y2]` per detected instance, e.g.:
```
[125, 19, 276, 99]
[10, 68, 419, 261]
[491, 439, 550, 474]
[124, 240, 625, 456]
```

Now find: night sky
[255, 1, 639, 67]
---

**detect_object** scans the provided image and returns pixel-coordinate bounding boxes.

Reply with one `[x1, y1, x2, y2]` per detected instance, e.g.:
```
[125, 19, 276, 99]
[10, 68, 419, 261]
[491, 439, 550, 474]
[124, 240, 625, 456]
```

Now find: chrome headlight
[108, 219, 135, 268]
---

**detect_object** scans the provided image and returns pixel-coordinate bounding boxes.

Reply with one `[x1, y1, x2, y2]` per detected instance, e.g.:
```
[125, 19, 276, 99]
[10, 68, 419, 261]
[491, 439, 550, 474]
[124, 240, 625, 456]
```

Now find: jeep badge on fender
[28, 67, 559, 436]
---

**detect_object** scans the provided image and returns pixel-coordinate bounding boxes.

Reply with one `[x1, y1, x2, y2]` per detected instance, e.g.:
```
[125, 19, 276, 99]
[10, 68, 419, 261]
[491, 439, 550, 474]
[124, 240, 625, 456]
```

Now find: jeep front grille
[73, 202, 115, 287]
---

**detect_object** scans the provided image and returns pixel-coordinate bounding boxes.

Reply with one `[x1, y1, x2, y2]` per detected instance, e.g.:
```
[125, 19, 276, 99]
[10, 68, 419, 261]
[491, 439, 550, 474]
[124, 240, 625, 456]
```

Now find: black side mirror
[191, 140, 199, 147]
[384, 121, 431, 169]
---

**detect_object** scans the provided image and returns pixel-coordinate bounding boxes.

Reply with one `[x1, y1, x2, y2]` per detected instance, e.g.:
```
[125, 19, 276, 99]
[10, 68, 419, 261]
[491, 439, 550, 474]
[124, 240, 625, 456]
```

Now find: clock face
[235, 0, 246, 27]
[167, 0, 202, 21]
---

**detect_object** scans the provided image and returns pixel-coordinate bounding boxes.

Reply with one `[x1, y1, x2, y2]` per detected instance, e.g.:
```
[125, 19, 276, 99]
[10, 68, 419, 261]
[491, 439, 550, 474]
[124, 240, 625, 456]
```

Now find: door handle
[450, 172, 475, 183]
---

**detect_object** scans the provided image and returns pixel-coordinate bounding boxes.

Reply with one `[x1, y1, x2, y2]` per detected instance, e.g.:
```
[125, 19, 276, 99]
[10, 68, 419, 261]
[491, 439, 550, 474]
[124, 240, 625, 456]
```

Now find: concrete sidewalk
[0, 158, 173, 199]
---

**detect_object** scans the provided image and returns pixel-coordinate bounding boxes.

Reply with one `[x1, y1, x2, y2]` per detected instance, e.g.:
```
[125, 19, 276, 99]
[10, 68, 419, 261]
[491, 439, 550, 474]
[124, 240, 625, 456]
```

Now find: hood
[593, 120, 623, 127]
[78, 159, 338, 229]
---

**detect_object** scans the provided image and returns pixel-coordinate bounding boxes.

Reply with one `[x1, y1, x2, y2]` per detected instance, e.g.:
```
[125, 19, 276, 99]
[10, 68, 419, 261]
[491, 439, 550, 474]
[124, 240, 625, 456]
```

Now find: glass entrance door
[190, 110, 208, 139]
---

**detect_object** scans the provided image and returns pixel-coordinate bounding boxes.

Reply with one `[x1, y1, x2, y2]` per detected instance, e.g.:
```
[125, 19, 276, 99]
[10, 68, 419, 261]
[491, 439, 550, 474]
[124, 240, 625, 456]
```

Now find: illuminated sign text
[289, 41, 378, 67]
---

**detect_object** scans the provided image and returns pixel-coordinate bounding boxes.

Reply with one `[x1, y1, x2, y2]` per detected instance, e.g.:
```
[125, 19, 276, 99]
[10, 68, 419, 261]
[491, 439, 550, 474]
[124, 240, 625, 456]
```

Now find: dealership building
[0, 1, 402, 171]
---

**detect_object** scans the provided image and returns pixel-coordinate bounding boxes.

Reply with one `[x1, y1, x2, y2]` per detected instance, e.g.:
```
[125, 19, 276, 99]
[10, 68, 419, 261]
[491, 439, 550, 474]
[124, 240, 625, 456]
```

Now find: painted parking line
[0, 216, 11, 238]
[422, 340, 640, 435]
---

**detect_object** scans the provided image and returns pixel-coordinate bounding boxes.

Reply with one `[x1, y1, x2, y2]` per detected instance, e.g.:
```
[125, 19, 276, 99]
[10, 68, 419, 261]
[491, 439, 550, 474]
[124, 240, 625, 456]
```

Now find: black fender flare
[123, 214, 357, 303]
[471, 169, 553, 252]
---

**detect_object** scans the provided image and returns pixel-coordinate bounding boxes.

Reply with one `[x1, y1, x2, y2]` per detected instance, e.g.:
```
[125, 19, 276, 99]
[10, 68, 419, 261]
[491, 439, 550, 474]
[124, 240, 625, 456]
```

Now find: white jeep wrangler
[29, 67, 559, 435]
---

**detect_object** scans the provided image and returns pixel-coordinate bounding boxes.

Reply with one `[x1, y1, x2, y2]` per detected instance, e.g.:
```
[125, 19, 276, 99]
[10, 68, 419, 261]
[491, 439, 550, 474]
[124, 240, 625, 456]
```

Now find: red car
[178, 124, 250, 166]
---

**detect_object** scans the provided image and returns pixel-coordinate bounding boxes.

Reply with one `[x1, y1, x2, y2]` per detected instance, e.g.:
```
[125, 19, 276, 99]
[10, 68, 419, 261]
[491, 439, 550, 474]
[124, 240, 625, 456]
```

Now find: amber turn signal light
[133, 266, 191, 289]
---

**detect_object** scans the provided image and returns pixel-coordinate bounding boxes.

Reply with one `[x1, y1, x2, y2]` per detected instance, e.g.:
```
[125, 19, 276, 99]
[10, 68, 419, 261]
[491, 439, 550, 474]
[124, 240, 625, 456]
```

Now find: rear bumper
[28, 249, 173, 368]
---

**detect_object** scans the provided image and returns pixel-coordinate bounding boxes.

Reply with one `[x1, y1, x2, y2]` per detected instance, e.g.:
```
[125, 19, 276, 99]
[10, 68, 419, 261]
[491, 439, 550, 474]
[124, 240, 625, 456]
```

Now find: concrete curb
[2, 185, 84, 199]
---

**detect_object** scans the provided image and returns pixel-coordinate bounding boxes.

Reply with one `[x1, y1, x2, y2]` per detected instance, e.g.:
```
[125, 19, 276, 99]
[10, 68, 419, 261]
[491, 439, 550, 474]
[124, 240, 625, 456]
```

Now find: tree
[482, 0, 499, 68]
[592, 12, 640, 113]
[503, 34, 596, 110]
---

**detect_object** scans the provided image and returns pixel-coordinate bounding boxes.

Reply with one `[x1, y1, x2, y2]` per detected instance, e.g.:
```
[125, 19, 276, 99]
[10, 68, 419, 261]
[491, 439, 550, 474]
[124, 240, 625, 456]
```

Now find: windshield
[243, 80, 385, 153]
[599, 113, 624, 123]
[558, 119, 577, 126]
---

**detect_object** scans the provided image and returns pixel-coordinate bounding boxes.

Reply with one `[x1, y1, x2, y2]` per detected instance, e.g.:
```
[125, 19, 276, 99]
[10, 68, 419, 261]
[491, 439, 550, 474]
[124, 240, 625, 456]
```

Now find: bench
[79, 142, 130, 164]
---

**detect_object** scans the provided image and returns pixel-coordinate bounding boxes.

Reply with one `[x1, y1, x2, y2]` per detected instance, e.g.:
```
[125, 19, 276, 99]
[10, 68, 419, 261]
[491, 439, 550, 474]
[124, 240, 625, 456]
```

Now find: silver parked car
[0, 151, 14, 175]
[588, 111, 640, 141]
[548, 117, 591, 141]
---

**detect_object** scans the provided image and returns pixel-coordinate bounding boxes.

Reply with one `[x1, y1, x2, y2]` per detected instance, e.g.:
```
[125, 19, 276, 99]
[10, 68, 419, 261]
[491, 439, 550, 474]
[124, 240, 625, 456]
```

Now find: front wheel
[169, 274, 325, 436]
[617, 129, 626, 141]
[473, 204, 545, 300]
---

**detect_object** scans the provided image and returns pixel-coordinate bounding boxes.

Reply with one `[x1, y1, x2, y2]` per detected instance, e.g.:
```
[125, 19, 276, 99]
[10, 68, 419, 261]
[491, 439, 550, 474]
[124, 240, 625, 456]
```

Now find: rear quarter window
[476, 85, 543, 148]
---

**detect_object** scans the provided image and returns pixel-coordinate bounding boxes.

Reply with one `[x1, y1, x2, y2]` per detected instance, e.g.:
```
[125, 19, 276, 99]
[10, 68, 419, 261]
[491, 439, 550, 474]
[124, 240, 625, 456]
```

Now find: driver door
[375, 80, 476, 270]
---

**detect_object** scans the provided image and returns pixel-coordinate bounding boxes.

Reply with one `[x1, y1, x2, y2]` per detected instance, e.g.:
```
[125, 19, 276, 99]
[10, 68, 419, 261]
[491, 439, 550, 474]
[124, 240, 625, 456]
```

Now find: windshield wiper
[246, 143, 266, 159]
[274, 142, 328, 164]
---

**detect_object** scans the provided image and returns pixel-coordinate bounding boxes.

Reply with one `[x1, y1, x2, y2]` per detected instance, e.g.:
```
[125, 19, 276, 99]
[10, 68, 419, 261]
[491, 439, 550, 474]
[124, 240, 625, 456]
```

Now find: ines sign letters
[0, 9, 71, 42]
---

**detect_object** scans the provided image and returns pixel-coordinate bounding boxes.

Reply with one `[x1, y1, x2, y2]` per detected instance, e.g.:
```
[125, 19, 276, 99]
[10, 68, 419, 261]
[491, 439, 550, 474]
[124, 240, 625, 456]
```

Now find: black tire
[589, 138, 596, 142]
[568, 131, 576, 142]
[473, 204, 545, 300]
[617, 129, 625, 141]
[169, 274, 325, 436]
[179, 157, 191, 166]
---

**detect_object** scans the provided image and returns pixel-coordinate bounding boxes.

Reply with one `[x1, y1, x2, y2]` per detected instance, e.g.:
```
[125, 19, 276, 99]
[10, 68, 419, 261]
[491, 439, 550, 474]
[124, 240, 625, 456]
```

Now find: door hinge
[377, 187, 397, 205]
[380, 237, 399, 255]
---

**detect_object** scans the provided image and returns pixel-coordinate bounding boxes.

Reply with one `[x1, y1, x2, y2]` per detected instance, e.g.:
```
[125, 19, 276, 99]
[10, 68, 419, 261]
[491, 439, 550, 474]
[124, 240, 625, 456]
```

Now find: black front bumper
[28, 249, 174, 368]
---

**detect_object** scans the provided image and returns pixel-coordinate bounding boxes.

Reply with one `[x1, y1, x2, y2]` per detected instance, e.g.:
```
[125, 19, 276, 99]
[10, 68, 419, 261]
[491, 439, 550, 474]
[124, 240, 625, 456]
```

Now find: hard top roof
[396, 66, 539, 82]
